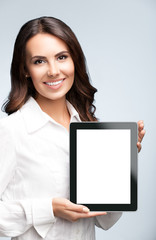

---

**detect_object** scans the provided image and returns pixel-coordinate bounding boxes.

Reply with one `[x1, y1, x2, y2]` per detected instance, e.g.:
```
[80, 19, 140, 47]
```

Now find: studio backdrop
[0, 0, 155, 239]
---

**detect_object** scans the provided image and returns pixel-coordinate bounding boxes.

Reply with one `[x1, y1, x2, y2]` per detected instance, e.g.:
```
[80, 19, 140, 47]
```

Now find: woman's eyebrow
[30, 56, 46, 61]
[30, 51, 70, 61]
[55, 50, 70, 57]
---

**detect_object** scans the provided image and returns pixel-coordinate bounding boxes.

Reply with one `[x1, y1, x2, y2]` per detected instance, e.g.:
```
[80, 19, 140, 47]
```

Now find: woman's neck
[36, 96, 70, 131]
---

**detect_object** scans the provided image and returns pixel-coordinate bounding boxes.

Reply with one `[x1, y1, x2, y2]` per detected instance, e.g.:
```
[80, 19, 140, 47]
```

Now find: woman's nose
[47, 61, 60, 78]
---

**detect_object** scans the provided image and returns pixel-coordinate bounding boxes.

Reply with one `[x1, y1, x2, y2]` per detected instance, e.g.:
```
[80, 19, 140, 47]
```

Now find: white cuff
[95, 212, 122, 230]
[32, 198, 56, 238]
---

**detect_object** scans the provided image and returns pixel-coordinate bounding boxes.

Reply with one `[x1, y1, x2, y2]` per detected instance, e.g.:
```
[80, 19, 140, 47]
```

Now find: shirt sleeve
[0, 119, 56, 238]
[95, 212, 122, 230]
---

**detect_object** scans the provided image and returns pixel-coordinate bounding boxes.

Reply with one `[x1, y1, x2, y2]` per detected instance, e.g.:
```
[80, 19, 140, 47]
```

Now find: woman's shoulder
[0, 97, 35, 129]
[0, 111, 22, 132]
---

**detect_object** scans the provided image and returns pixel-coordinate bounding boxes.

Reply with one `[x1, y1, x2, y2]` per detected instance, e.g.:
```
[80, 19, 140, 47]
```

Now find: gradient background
[0, 0, 155, 239]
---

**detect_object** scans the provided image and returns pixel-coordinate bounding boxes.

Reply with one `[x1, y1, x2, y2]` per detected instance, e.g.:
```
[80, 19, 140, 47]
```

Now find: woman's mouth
[44, 79, 64, 86]
[44, 78, 65, 89]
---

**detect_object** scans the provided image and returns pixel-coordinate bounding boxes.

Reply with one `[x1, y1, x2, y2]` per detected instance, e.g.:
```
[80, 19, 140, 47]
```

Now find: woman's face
[25, 33, 75, 102]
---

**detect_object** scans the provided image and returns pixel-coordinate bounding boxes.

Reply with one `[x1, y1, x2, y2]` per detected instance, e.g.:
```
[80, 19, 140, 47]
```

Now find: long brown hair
[2, 16, 97, 121]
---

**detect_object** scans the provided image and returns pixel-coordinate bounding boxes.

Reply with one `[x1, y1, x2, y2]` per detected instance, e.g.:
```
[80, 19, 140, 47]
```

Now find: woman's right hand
[52, 198, 107, 222]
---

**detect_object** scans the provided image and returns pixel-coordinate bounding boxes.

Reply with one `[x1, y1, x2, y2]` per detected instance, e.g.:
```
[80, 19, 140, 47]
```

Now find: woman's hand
[137, 120, 145, 152]
[52, 198, 107, 222]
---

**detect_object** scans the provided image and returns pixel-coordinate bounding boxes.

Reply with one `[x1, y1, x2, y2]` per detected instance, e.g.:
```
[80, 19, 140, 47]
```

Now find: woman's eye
[34, 60, 45, 65]
[58, 55, 68, 61]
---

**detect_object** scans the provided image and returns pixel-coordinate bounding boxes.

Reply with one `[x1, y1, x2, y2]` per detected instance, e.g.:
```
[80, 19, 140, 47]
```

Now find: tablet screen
[70, 122, 137, 211]
[77, 129, 130, 204]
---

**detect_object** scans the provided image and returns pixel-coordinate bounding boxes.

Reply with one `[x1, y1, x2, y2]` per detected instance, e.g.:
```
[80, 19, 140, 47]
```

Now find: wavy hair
[2, 16, 97, 121]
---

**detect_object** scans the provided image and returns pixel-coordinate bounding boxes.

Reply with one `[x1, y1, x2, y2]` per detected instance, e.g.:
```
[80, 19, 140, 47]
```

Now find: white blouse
[0, 97, 122, 240]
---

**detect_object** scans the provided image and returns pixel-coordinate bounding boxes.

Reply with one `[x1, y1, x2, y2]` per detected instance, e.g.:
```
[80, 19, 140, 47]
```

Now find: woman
[0, 16, 145, 240]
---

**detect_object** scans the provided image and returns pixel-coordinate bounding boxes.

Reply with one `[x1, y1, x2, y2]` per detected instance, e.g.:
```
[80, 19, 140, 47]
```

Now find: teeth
[45, 80, 63, 86]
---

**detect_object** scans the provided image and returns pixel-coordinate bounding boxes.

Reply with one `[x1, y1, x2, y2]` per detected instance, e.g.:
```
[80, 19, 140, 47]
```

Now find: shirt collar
[20, 97, 81, 133]
[66, 100, 81, 123]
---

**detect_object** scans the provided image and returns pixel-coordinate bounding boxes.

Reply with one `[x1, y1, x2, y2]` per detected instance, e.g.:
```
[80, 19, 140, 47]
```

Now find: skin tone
[25, 33, 145, 222]
[137, 120, 145, 152]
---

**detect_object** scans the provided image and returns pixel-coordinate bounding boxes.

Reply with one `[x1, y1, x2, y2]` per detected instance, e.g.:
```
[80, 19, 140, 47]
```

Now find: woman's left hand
[137, 120, 145, 152]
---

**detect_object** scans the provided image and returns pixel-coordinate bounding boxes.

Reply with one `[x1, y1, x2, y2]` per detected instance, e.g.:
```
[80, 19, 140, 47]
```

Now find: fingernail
[83, 207, 90, 213]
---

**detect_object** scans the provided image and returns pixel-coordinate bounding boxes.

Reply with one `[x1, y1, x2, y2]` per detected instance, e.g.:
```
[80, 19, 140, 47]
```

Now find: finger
[138, 129, 146, 142]
[65, 201, 90, 213]
[66, 210, 107, 222]
[137, 142, 142, 152]
[138, 120, 144, 131]
[88, 211, 107, 217]
[70, 211, 107, 220]
[138, 124, 144, 131]
[78, 211, 107, 218]
[137, 120, 143, 125]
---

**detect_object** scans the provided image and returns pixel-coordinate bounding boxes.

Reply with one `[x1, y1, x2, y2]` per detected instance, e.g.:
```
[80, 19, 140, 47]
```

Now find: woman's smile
[43, 78, 65, 89]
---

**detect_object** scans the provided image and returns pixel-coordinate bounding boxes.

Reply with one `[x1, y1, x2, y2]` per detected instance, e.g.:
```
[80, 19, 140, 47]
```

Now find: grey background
[0, 0, 155, 239]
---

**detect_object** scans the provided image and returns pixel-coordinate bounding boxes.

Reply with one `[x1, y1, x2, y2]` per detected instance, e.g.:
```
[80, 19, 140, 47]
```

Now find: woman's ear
[24, 65, 30, 78]
[25, 74, 30, 78]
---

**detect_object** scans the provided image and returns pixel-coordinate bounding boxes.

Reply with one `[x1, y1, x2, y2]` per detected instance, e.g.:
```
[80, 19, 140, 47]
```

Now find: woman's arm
[0, 198, 55, 238]
[0, 122, 55, 238]
[94, 120, 145, 230]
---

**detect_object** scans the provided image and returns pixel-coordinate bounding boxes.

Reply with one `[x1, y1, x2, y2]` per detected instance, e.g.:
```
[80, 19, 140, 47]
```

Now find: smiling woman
[0, 16, 145, 240]
[3, 17, 97, 122]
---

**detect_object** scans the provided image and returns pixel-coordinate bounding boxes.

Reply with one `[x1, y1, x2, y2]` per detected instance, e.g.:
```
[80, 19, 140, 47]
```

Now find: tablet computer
[70, 122, 138, 211]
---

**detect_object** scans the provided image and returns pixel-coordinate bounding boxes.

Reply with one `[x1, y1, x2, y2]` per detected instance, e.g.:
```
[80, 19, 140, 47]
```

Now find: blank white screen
[77, 129, 131, 204]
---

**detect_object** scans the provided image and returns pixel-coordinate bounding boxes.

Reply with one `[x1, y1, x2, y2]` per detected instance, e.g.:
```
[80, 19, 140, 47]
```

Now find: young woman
[0, 16, 145, 240]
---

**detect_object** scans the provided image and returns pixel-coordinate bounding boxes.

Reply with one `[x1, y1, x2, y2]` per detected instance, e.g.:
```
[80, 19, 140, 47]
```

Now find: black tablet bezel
[70, 122, 138, 211]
